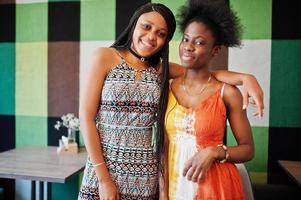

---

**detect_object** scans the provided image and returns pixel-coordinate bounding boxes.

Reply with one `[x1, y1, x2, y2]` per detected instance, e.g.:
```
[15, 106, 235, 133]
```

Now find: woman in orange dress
[165, 0, 255, 199]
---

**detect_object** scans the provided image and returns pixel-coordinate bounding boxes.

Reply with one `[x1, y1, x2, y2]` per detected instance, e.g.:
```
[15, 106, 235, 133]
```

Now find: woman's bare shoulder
[89, 47, 121, 73]
[92, 47, 117, 62]
[223, 84, 243, 108]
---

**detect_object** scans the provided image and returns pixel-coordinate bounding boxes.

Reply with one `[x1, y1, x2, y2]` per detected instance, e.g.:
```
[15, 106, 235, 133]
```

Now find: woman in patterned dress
[79, 4, 176, 200]
[78, 2, 262, 200]
[165, 0, 255, 199]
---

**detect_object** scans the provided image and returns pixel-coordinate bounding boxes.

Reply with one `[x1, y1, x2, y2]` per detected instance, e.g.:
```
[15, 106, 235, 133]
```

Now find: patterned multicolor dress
[78, 57, 161, 200]
[165, 82, 245, 200]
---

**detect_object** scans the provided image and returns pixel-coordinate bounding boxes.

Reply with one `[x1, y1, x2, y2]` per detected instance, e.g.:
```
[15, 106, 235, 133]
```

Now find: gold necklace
[182, 74, 212, 96]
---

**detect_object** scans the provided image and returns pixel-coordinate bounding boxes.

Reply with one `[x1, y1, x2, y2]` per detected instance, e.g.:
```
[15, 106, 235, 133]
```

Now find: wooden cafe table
[0, 146, 87, 200]
[278, 160, 301, 188]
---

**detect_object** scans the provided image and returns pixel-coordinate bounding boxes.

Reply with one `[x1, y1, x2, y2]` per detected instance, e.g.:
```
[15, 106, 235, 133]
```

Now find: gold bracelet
[217, 144, 229, 163]
[92, 161, 106, 168]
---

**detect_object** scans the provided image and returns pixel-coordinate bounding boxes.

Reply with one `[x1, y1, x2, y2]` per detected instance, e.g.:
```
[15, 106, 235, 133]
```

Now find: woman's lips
[181, 53, 194, 61]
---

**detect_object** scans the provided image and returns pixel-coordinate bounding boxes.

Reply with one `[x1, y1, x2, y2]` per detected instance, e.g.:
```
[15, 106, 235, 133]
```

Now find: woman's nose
[184, 43, 194, 51]
[148, 32, 156, 41]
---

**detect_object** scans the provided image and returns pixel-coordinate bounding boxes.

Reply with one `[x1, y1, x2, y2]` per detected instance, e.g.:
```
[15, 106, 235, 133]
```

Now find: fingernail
[242, 105, 247, 110]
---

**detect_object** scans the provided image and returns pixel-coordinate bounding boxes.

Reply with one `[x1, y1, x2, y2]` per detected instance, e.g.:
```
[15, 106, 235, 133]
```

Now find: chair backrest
[235, 163, 254, 200]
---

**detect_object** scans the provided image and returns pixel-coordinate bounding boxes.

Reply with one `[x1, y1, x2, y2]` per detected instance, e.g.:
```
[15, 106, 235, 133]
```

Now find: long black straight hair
[111, 3, 176, 159]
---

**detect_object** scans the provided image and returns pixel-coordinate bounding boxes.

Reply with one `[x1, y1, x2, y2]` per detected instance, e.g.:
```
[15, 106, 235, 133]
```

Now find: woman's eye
[182, 37, 188, 42]
[195, 41, 203, 45]
[142, 24, 151, 29]
[158, 32, 167, 38]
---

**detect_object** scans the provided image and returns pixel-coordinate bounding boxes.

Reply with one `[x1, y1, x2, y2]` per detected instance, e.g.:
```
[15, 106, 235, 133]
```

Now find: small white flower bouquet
[55, 113, 80, 155]
[54, 113, 80, 131]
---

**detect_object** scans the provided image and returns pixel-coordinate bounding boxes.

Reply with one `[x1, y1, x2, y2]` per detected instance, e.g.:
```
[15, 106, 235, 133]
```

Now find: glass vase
[67, 128, 76, 143]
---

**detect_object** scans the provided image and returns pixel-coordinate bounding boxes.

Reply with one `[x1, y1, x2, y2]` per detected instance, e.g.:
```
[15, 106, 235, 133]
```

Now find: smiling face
[179, 21, 220, 69]
[131, 11, 168, 57]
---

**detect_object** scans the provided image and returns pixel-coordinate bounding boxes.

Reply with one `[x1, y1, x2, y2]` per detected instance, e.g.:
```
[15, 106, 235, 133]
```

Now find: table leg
[39, 181, 44, 200]
[31, 181, 36, 200]
[45, 182, 51, 200]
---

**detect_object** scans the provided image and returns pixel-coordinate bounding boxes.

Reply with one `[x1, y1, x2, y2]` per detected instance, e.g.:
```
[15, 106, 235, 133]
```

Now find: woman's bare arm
[223, 84, 255, 162]
[79, 48, 113, 181]
[80, 47, 119, 199]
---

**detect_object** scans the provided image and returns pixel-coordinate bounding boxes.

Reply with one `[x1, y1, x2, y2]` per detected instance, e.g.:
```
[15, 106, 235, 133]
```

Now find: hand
[98, 179, 119, 200]
[182, 147, 216, 183]
[242, 74, 264, 117]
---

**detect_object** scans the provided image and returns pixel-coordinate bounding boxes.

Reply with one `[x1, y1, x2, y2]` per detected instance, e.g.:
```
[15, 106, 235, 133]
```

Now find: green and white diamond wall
[1, 0, 300, 199]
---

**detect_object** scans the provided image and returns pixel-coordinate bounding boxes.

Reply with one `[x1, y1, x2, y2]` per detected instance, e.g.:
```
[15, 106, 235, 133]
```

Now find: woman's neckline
[169, 79, 222, 110]
[114, 48, 154, 72]
[120, 60, 155, 72]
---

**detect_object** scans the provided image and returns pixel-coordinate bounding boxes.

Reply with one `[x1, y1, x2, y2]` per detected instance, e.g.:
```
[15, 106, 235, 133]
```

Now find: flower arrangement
[54, 113, 80, 131]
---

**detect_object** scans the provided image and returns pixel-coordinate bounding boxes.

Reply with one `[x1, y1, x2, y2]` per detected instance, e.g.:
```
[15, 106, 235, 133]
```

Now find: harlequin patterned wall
[0, 0, 300, 199]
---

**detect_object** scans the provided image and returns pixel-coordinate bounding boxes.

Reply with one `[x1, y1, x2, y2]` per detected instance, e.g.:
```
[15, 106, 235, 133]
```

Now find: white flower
[54, 124, 60, 130]
[54, 113, 80, 131]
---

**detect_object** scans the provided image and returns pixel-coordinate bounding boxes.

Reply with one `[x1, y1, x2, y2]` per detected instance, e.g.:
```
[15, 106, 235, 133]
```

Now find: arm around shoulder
[169, 62, 184, 79]
[212, 70, 264, 117]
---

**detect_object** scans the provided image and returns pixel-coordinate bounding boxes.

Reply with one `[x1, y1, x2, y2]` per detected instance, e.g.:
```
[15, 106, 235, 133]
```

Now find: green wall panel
[16, 115, 47, 148]
[80, 0, 115, 40]
[227, 126, 268, 173]
[152, 0, 184, 40]
[270, 40, 301, 127]
[16, 43, 47, 116]
[230, 0, 272, 39]
[16, 3, 47, 42]
[0, 43, 15, 115]
[169, 40, 180, 64]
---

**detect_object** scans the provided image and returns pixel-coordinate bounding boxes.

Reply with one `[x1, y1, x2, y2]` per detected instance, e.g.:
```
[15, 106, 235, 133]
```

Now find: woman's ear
[212, 46, 221, 57]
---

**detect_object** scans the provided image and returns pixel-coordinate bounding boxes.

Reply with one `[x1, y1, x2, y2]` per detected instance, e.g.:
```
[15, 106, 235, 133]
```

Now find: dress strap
[220, 83, 226, 98]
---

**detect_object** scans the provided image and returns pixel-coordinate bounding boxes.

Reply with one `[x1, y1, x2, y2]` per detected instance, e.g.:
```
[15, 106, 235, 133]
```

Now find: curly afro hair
[177, 0, 242, 47]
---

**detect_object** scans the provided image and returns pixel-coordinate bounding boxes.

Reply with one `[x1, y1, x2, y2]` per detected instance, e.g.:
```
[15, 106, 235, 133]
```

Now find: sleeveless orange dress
[165, 82, 245, 200]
